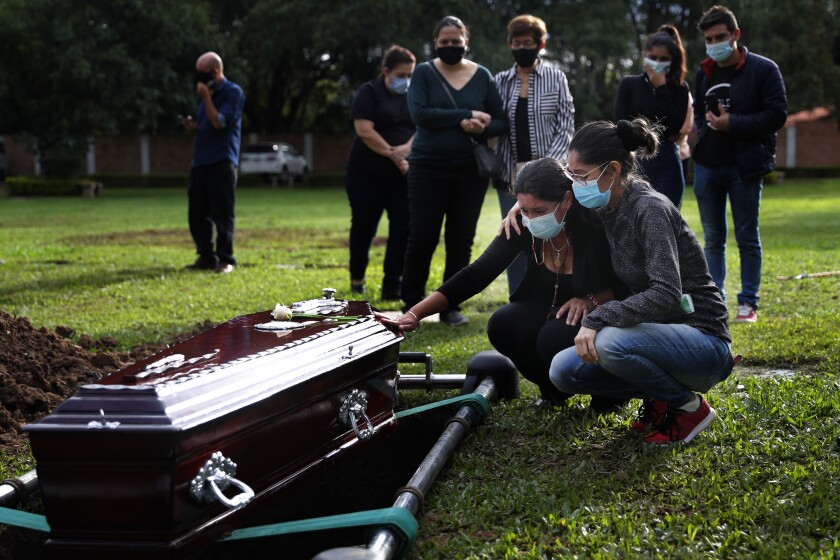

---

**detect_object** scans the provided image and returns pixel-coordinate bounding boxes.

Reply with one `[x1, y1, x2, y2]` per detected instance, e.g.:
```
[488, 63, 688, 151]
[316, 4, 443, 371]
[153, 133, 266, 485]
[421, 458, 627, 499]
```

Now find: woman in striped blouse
[493, 14, 575, 295]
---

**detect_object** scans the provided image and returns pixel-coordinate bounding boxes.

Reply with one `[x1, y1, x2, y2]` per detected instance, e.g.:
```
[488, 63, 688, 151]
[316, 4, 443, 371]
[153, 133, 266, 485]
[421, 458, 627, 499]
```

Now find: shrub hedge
[3, 172, 347, 195]
[775, 165, 840, 178]
[5, 176, 95, 196]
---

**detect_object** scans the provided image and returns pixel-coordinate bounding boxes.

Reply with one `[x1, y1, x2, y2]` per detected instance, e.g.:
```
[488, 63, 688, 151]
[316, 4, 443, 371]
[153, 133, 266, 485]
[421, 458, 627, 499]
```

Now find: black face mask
[436, 46, 466, 66]
[512, 47, 539, 68]
[194, 70, 215, 87]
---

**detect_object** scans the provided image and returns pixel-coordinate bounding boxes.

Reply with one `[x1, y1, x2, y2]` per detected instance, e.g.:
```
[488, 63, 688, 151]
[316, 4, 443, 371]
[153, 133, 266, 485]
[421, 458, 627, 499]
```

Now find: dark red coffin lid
[25, 302, 403, 432]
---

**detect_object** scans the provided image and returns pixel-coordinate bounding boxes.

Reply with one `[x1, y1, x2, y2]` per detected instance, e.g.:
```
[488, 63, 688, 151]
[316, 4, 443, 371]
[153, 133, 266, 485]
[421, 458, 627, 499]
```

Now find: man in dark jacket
[691, 5, 787, 323]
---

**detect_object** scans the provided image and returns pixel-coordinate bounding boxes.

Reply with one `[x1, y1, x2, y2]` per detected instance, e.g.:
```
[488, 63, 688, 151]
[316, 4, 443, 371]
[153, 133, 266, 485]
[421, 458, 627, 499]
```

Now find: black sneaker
[350, 282, 366, 296]
[185, 257, 218, 271]
[535, 390, 572, 409]
[439, 310, 469, 326]
[381, 277, 402, 301]
[588, 396, 630, 414]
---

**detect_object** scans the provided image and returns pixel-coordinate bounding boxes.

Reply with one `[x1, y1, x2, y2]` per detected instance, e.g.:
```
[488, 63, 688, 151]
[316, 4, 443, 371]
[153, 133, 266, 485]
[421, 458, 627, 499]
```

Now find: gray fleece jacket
[581, 181, 731, 343]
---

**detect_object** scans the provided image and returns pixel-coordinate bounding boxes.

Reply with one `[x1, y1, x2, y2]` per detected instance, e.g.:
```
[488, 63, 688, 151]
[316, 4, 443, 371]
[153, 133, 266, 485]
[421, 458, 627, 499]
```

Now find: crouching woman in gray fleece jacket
[550, 117, 735, 445]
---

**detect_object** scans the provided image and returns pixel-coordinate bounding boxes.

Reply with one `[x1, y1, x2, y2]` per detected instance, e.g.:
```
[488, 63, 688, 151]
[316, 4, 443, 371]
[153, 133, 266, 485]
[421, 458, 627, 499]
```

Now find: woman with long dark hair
[614, 25, 691, 208]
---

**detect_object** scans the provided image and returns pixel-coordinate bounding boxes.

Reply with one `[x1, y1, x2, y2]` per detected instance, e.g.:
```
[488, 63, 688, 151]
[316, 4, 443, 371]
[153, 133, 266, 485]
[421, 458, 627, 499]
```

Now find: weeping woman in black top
[381, 158, 627, 409]
[614, 25, 691, 208]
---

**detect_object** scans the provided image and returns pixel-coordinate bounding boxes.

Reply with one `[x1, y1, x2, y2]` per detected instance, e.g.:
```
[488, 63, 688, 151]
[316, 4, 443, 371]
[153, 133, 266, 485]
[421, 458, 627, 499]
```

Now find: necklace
[547, 235, 571, 269]
[546, 235, 572, 319]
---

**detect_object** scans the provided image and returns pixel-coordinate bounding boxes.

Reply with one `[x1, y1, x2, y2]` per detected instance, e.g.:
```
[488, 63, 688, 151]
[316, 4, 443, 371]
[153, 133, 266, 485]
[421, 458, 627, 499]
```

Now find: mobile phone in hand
[704, 93, 720, 116]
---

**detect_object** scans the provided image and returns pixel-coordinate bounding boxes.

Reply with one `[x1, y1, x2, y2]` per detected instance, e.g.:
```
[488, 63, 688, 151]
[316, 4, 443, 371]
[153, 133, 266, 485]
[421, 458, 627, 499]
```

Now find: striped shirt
[494, 60, 575, 184]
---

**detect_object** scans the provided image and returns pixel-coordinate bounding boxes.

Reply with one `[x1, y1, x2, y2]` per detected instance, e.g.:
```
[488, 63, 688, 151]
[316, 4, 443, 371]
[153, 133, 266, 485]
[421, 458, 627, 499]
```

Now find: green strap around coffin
[0, 397, 484, 542]
[395, 392, 490, 421]
[222, 506, 417, 555]
[0, 506, 50, 532]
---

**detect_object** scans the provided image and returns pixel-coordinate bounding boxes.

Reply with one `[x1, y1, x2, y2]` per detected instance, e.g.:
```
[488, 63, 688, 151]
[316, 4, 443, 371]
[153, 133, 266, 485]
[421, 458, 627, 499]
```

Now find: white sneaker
[734, 303, 757, 323]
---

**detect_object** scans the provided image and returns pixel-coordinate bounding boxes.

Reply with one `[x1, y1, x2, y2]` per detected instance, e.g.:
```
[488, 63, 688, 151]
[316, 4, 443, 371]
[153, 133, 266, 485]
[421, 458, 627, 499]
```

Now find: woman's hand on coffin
[374, 311, 419, 332]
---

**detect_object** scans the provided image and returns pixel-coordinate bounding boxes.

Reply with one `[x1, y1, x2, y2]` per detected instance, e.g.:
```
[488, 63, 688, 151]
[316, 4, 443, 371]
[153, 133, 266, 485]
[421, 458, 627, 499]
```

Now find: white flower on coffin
[268, 302, 359, 323]
[272, 304, 293, 321]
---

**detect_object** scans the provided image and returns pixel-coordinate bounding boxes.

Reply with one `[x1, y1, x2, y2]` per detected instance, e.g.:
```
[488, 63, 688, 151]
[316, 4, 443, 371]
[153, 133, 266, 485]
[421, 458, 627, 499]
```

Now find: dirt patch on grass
[0, 310, 215, 457]
[62, 228, 345, 249]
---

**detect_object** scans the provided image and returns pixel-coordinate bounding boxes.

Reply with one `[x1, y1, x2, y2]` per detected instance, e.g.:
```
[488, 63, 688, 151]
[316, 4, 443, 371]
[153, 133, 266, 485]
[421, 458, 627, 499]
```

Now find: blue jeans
[639, 140, 684, 209]
[549, 323, 734, 407]
[495, 182, 527, 295]
[693, 163, 763, 308]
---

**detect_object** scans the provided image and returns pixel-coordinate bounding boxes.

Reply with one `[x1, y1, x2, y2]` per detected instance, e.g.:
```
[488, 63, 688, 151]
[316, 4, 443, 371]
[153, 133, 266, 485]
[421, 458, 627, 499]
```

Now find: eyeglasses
[511, 39, 538, 49]
[566, 162, 609, 183]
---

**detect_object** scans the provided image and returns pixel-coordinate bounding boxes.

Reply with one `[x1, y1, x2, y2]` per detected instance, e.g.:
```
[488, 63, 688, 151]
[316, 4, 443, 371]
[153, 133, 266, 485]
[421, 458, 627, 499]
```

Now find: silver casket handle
[190, 451, 255, 509]
[339, 388, 374, 440]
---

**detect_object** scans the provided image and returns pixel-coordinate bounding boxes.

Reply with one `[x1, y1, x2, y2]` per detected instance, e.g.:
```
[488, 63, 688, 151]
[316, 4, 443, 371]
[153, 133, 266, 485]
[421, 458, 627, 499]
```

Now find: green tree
[0, 0, 222, 176]
[734, 0, 840, 113]
[2, 0, 837, 159]
[238, 0, 437, 134]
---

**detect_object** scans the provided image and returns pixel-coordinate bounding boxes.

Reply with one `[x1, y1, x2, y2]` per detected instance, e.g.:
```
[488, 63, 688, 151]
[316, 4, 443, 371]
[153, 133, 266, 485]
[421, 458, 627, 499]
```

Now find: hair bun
[616, 120, 637, 152]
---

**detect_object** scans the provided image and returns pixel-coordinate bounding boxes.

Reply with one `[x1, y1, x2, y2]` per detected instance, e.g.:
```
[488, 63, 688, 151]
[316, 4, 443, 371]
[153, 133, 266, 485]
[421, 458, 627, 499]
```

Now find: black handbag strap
[428, 63, 479, 146]
[428, 62, 459, 109]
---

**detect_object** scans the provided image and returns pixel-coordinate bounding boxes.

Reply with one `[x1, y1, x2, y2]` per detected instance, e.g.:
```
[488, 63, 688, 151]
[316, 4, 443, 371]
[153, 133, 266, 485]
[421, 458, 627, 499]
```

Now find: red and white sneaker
[643, 398, 716, 445]
[630, 399, 669, 434]
[734, 304, 757, 323]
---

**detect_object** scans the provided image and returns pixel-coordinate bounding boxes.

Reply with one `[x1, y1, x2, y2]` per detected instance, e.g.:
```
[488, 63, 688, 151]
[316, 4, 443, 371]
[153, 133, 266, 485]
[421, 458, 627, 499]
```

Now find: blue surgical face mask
[643, 57, 671, 74]
[522, 202, 567, 240]
[572, 163, 614, 209]
[388, 76, 410, 94]
[706, 40, 733, 62]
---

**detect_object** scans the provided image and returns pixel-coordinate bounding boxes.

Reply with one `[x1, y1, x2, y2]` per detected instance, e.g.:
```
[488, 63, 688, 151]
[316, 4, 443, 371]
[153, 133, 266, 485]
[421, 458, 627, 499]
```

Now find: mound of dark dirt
[0, 310, 214, 457]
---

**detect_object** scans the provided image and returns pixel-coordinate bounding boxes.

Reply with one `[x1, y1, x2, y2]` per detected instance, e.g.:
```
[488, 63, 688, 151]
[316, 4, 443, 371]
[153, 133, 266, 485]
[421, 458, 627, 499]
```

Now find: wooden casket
[25, 298, 402, 559]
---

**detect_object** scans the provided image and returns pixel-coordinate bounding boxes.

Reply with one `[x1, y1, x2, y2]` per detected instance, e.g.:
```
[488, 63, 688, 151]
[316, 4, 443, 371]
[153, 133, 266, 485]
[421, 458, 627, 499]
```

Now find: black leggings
[345, 166, 409, 290]
[487, 300, 580, 399]
[401, 161, 488, 310]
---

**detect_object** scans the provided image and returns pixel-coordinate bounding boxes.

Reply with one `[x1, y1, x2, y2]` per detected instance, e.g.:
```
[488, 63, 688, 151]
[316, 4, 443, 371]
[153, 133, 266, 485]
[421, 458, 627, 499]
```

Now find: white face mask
[706, 40, 734, 62]
[644, 57, 671, 74]
[522, 202, 567, 240]
[388, 76, 410, 94]
[571, 163, 613, 209]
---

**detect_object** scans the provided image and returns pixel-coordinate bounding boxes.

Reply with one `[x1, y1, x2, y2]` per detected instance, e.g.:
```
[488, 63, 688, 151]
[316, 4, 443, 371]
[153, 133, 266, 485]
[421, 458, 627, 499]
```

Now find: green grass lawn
[1, 180, 838, 557]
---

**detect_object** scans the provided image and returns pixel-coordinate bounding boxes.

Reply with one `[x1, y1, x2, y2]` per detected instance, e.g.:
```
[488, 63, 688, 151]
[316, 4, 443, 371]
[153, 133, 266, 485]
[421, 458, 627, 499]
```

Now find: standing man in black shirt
[691, 5, 786, 323]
